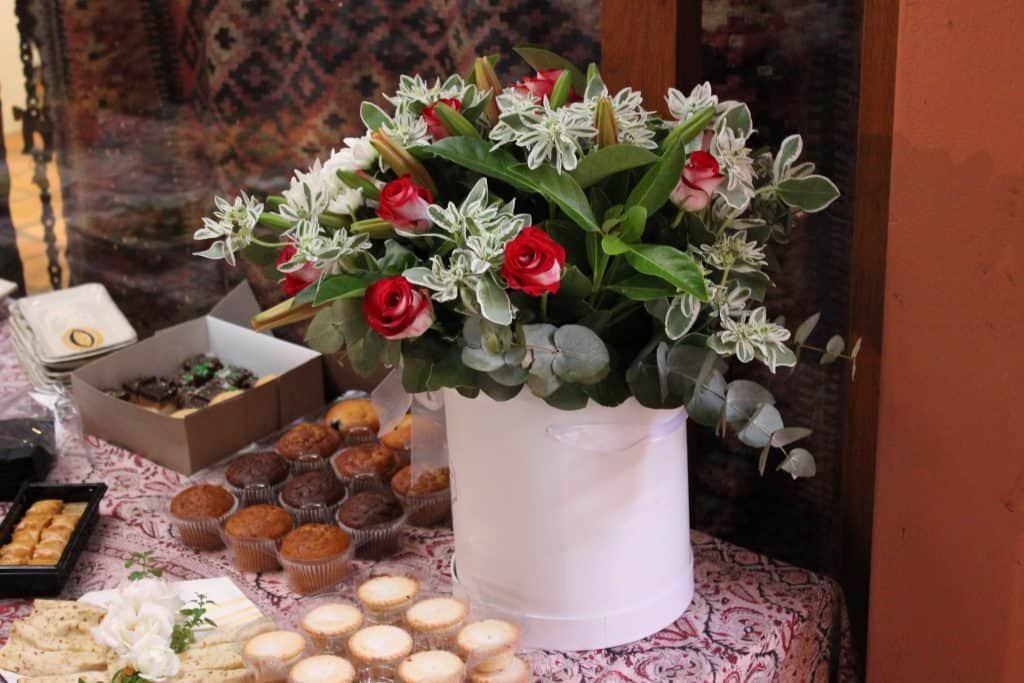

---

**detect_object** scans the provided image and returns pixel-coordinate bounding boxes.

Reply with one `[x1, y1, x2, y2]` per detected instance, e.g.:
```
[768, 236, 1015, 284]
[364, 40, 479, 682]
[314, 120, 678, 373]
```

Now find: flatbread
[23, 674, 107, 683]
[174, 669, 253, 683]
[178, 642, 244, 672]
[0, 641, 107, 675]
[10, 620, 108, 655]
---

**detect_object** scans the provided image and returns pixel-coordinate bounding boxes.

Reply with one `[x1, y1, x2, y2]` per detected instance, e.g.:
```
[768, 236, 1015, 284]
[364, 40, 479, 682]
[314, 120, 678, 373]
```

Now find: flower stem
[251, 237, 286, 249]
[540, 292, 549, 322]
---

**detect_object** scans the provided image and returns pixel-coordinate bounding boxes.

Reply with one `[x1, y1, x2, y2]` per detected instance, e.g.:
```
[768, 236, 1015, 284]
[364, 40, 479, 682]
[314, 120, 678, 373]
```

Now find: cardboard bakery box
[71, 286, 324, 474]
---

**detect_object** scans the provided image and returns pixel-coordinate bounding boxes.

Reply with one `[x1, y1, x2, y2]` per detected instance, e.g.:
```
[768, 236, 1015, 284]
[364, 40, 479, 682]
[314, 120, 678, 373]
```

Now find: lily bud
[595, 97, 619, 148]
[370, 131, 438, 196]
[251, 297, 319, 333]
[473, 57, 502, 125]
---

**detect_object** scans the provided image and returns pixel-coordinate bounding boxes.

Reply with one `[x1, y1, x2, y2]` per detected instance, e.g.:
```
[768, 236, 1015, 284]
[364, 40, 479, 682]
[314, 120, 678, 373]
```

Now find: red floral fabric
[0, 323, 856, 682]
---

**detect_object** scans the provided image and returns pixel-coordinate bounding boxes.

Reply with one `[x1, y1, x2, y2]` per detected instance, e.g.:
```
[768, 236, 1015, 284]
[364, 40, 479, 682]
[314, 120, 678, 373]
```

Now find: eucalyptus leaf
[724, 379, 776, 428]
[826, 334, 846, 355]
[462, 346, 505, 372]
[778, 448, 817, 479]
[775, 175, 840, 213]
[551, 325, 610, 384]
[543, 383, 590, 410]
[771, 426, 813, 448]
[304, 306, 345, 354]
[571, 145, 659, 188]
[489, 363, 529, 386]
[758, 445, 771, 476]
[794, 312, 821, 345]
[736, 403, 784, 448]
[685, 369, 727, 426]
[477, 374, 523, 401]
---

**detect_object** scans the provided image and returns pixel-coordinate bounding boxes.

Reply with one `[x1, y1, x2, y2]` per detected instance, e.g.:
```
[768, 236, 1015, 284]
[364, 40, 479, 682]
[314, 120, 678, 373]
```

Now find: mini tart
[457, 620, 521, 669]
[170, 483, 235, 519]
[300, 603, 364, 641]
[398, 650, 467, 683]
[357, 576, 420, 612]
[324, 399, 380, 434]
[405, 597, 469, 634]
[277, 422, 342, 460]
[224, 504, 293, 540]
[287, 654, 356, 683]
[347, 625, 413, 665]
[243, 629, 307, 671]
[279, 524, 351, 562]
[468, 656, 531, 683]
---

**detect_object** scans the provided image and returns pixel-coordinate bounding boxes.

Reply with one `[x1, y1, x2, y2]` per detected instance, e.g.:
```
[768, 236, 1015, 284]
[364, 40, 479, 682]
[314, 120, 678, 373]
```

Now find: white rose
[93, 602, 176, 655]
[326, 186, 364, 216]
[129, 634, 181, 682]
[118, 577, 182, 615]
[324, 135, 378, 176]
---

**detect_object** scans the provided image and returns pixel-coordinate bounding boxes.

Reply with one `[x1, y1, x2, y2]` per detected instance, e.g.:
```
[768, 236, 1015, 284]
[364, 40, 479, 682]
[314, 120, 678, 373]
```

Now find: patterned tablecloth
[0, 324, 857, 682]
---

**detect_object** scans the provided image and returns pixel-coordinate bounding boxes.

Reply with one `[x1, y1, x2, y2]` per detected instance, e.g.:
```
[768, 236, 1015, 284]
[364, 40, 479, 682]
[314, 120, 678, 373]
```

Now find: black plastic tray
[0, 482, 107, 597]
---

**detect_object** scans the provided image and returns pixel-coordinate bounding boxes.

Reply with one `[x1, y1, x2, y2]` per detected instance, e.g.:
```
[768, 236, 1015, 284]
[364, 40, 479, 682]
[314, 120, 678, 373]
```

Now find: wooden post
[600, 0, 702, 116]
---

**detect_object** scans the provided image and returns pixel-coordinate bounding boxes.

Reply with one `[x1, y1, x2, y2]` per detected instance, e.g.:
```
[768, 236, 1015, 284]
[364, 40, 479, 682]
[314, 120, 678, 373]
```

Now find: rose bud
[376, 175, 434, 233]
[514, 68, 572, 101]
[276, 244, 321, 296]
[422, 97, 462, 140]
[500, 226, 566, 296]
[670, 151, 725, 212]
[363, 275, 435, 340]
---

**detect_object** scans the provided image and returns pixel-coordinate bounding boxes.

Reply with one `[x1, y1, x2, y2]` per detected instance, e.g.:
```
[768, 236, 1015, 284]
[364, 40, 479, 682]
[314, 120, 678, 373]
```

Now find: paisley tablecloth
[0, 323, 857, 682]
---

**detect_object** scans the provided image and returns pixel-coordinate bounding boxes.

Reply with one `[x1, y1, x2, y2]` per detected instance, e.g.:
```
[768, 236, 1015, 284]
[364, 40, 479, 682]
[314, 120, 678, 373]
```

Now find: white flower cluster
[384, 74, 487, 112]
[698, 232, 768, 273]
[406, 179, 531, 301]
[193, 192, 263, 266]
[708, 307, 796, 371]
[582, 85, 657, 149]
[92, 577, 184, 682]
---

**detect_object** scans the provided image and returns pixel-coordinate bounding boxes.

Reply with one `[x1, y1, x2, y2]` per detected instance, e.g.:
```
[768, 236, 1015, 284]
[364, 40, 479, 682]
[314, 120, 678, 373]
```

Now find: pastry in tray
[0, 498, 83, 566]
[103, 354, 263, 414]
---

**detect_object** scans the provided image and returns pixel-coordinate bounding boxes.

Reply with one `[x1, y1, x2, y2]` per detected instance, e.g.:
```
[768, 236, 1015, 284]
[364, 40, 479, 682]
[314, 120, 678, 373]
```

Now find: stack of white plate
[8, 284, 137, 390]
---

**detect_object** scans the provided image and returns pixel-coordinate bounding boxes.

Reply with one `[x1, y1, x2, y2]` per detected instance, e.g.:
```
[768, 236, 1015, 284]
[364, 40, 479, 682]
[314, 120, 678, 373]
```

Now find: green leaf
[583, 369, 630, 407]
[543, 384, 589, 410]
[558, 265, 592, 297]
[312, 274, 375, 306]
[551, 325, 610, 384]
[794, 312, 820, 345]
[376, 240, 419, 275]
[433, 102, 480, 138]
[304, 305, 346, 353]
[773, 134, 803, 180]
[426, 137, 536, 193]
[660, 105, 716, 153]
[719, 103, 752, 137]
[477, 373, 523, 401]
[778, 447, 816, 479]
[619, 205, 648, 242]
[601, 233, 630, 256]
[548, 69, 574, 108]
[360, 101, 391, 131]
[771, 426, 813, 448]
[475, 276, 513, 325]
[336, 170, 381, 199]
[626, 138, 686, 215]
[736, 403, 784, 448]
[724, 379, 776, 428]
[606, 275, 677, 300]
[775, 175, 840, 213]
[513, 163, 599, 232]
[624, 244, 708, 300]
[513, 44, 586, 93]
[571, 145, 659, 188]
[685, 369, 727, 426]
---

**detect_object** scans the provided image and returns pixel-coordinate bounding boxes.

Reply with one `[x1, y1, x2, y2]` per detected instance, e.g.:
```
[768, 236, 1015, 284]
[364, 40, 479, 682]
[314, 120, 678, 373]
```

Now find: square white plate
[15, 284, 137, 363]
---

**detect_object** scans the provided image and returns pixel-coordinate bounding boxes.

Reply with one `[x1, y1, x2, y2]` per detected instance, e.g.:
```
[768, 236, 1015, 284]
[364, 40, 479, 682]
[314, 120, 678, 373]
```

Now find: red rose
[514, 68, 576, 102]
[670, 151, 725, 211]
[376, 175, 434, 233]
[500, 227, 566, 296]
[421, 97, 462, 140]
[276, 244, 321, 296]
[363, 275, 435, 340]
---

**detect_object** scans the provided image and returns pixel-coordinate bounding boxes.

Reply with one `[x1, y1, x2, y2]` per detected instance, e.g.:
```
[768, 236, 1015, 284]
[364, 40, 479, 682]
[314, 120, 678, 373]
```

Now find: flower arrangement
[88, 552, 214, 683]
[196, 46, 856, 478]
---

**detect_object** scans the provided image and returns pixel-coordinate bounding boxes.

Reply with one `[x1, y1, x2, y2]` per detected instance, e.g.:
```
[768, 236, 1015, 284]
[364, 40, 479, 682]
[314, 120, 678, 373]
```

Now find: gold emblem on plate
[62, 326, 104, 350]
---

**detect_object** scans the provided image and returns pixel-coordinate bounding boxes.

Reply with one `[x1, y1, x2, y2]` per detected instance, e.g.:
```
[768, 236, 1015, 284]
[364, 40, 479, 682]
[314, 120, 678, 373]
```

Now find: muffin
[288, 654, 356, 683]
[331, 443, 401, 492]
[391, 465, 451, 527]
[324, 399, 379, 445]
[456, 620, 521, 674]
[300, 603, 364, 655]
[169, 483, 237, 550]
[398, 650, 467, 683]
[277, 524, 353, 594]
[335, 491, 406, 560]
[347, 625, 413, 674]
[468, 656, 531, 683]
[404, 597, 469, 650]
[356, 576, 419, 624]
[243, 630, 308, 683]
[277, 422, 342, 471]
[226, 451, 290, 506]
[223, 504, 293, 572]
[280, 471, 347, 525]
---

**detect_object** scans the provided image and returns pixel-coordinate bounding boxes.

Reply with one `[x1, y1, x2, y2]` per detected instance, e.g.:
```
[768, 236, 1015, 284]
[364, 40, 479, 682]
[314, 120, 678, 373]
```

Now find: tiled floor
[5, 132, 68, 294]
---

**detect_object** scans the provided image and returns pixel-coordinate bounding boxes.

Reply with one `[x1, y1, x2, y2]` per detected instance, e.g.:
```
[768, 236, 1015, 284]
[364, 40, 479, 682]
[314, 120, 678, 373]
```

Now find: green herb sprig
[171, 594, 216, 653]
[124, 551, 164, 581]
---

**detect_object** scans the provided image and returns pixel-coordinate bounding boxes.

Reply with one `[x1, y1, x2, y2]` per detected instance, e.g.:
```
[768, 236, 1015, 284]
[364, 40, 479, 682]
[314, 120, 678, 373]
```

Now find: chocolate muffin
[226, 451, 289, 490]
[331, 443, 400, 490]
[276, 422, 342, 461]
[278, 523, 353, 594]
[282, 471, 346, 509]
[223, 504, 294, 572]
[336, 491, 403, 529]
[169, 484, 236, 550]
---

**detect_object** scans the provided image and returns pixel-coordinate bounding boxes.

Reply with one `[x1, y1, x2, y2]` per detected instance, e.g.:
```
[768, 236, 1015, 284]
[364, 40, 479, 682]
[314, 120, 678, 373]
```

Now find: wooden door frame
[600, 0, 899, 663]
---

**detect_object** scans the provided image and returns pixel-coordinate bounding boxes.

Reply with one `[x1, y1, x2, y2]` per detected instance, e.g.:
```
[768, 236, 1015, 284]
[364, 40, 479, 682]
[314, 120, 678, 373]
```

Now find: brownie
[279, 523, 351, 561]
[215, 365, 256, 389]
[226, 451, 289, 489]
[276, 422, 342, 460]
[391, 466, 450, 496]
[180, 354, 222, 385]
[336, 491, 402, 529]
[128, 377, 178, 409]
[282, 471, 346, 509]
[181, 378, 238, 408]
[224, 504, 293, 540]
[331, 443, 400, 480]
[170, 484, 235, 519]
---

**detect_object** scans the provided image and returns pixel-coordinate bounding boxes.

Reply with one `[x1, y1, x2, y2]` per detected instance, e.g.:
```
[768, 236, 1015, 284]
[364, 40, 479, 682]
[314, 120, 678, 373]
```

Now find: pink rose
[276, 244, 321, 296]
[513, 68, 576, 102]
[376, 175, 434, 232]
[363, 275, 435, 340]
[421, 97, 462, 140]
[670, 151, 725, 211]
[500, 226, 566, 296]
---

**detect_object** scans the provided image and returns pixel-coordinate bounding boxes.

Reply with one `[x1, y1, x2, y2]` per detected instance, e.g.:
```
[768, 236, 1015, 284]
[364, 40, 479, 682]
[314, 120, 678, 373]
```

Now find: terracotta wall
[867, 0, 1024, 680]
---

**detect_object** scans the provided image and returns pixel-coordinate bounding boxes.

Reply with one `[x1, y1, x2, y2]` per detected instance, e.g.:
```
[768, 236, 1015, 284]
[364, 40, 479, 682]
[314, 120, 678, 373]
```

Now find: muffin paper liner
[340, 425, 378, 446]
[337, 510, 408, 565]
[168, 493, 238, 551]
[277, 543, 354, 595]
[393, 488, 451, 528]
[289, 451, 334, 475]
[335, 472, 391, 495]
[220, 522, 291, 573]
